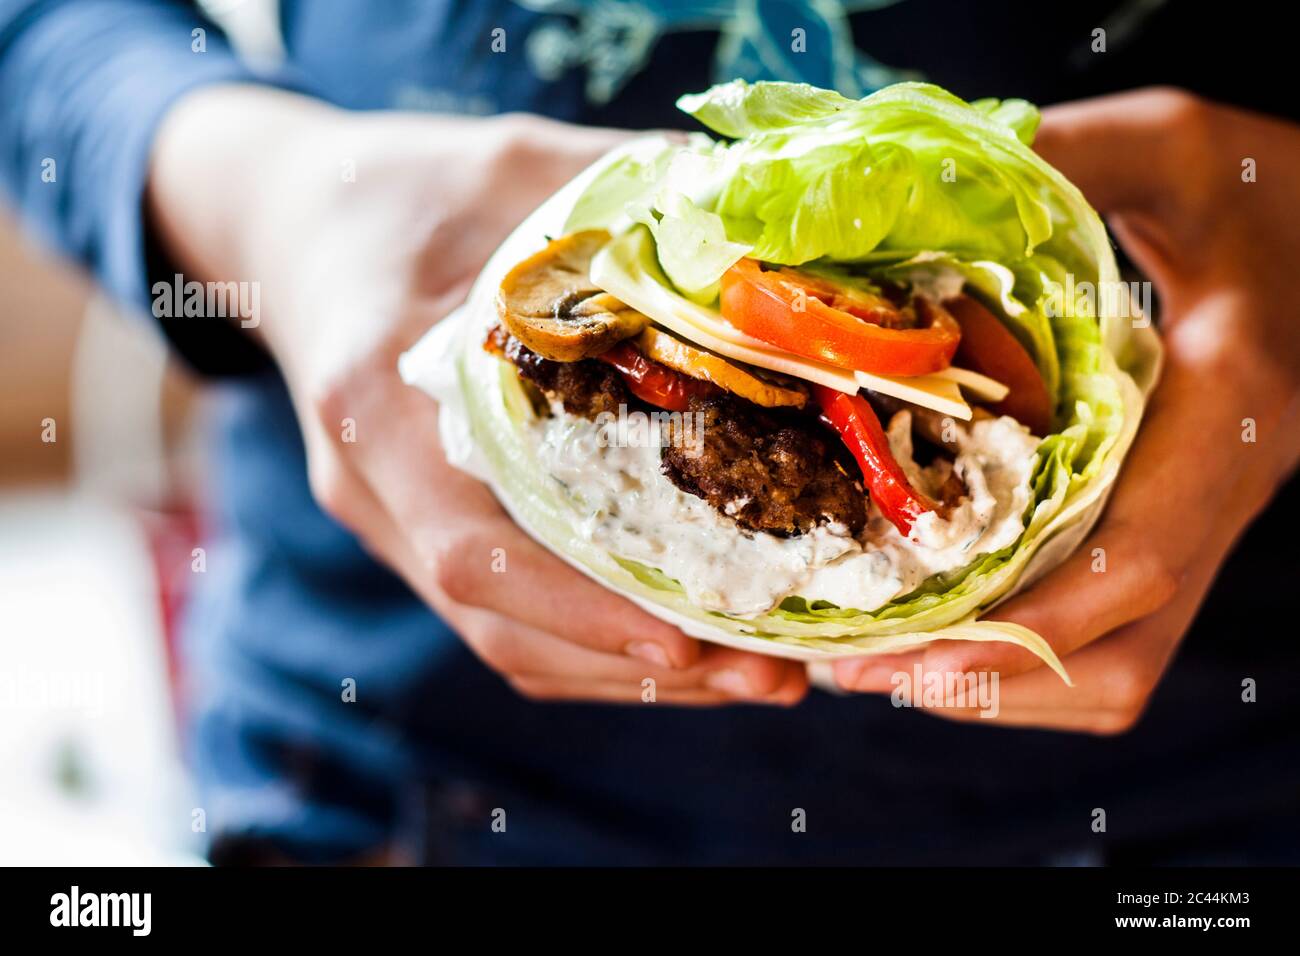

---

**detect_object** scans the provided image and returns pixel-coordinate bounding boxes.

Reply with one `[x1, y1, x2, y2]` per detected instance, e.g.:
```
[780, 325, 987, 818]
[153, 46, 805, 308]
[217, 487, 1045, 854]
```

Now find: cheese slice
[933, 366, 1010, 403]
[591, 230, 859, 394]
[854, 369, 973, 420]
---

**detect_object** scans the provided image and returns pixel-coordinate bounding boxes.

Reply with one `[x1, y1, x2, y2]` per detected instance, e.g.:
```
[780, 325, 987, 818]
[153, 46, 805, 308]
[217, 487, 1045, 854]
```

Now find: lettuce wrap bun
[400, 81, 1163, 680]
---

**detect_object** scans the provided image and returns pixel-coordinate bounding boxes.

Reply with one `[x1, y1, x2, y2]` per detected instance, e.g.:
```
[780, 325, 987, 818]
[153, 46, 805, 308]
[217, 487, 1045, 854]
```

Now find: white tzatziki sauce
[528, 404, 1040, 617]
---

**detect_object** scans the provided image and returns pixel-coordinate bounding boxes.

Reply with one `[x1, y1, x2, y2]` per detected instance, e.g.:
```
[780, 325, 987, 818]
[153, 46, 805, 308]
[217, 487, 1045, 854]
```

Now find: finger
[507, 679, 759, 707]
[341, 382, 704, 668]
[948, 519, 1179, 674]
[1034, 88, 1229, 289]
[300, 414, 439, 588]
[690, 645, 811, 699]
[831, 518, 1181, 692]
[449, 604, 807, 697]
[924, 605, 1186, 732]
[921, 556, 1215, 732]
[437, 515, 704, 666]
[509, 663, 808, 707]
[1033, 88, 1210, 217]
[837, 359, 1237, 691]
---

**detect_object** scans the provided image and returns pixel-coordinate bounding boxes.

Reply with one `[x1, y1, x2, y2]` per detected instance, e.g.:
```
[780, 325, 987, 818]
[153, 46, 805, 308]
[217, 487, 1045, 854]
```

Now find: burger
[401, 80, 1162, 676]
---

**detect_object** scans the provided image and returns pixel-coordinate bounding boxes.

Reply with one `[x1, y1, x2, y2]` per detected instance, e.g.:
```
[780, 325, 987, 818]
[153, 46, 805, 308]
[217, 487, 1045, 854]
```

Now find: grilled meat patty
[662, 395, 867, 536]
[499, 332, 631, 420]
[490, 326, 867, 536]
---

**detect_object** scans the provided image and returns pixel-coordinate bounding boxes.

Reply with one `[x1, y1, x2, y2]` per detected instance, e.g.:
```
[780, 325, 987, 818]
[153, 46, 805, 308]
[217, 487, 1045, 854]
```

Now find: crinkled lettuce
[675, 80, 1060, 271]
[627, 192, 751, 304]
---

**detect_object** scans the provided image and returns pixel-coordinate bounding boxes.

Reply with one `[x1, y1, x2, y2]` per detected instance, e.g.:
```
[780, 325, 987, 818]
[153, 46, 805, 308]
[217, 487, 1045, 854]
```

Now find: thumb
[1034, 87, 1217, 291]
[1033, 87, 1209, 215]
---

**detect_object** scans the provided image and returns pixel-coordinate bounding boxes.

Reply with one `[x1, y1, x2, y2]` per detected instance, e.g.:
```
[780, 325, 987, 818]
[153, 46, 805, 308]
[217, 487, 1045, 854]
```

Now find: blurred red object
[134, 504, 203, 717]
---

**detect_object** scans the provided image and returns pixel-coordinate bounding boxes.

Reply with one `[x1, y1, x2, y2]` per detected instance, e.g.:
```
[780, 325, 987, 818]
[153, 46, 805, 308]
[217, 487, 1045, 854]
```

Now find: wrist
[146, 86, 343, 299]
[146, 85, 355, 374]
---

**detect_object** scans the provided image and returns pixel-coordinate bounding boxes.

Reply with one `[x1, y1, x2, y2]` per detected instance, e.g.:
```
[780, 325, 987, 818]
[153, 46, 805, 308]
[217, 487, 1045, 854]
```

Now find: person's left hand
[147, 87, 810, 707]
[833, 88, 1300, 732]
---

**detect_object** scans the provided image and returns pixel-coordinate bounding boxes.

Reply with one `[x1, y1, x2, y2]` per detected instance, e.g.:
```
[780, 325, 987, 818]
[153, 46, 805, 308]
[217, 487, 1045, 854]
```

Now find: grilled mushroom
[496, 230, 646, 362]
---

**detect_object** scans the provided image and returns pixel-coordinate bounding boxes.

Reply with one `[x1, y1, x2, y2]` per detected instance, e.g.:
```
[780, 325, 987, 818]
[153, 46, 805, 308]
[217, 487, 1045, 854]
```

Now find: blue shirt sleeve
[0, 0, 313, 374]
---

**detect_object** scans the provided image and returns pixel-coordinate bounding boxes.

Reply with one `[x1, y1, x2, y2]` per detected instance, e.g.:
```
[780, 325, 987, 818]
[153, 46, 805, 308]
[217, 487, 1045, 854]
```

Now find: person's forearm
[145, 84, 343, 317]
[146, 88, 570, 389]
[0, 0, 290, 308]
[147, 85, 454, 387]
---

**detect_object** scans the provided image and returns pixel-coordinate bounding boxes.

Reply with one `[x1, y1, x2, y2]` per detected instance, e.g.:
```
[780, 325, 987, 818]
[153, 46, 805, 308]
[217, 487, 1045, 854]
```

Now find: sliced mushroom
[496, 230, 647, 362]
[635, 325, 807, 409]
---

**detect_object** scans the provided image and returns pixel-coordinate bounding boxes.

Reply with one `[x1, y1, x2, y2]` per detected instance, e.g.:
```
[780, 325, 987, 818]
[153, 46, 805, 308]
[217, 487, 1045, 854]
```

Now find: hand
[834, 88, 1300, 732]
[147, 86, 808, 706]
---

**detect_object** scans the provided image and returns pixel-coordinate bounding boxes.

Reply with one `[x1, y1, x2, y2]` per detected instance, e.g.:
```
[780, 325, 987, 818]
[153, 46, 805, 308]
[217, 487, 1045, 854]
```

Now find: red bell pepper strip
[597, 342, 717, 413]
[811, 384, 938, 536]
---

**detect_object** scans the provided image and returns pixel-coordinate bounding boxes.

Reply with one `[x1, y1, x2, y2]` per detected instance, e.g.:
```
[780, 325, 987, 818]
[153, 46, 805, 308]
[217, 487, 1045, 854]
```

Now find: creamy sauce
[529, 404, 1040, 617]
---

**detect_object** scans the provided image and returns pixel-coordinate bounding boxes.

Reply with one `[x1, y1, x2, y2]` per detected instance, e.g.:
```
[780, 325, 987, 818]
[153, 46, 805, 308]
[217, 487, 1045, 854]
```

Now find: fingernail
[625, 641, 672, 668]
[705, 669, 754, 697]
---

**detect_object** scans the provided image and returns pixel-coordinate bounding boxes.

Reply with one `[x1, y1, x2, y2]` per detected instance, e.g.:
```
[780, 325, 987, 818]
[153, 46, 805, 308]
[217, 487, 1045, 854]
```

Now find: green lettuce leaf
[628, 191, 751, 304]
[564, 139, 749, 303]
[562, 138, 678, 236]
[971, 97, 1041, 145]
[676, 80, 855, 138]
[677, 80, 1056, 267]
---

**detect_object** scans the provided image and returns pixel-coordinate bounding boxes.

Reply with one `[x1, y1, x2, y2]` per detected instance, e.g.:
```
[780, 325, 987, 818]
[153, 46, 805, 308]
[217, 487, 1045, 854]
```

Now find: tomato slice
[771, 267, 905, 326]
[944, 295, 1053, 436]
[812, 384, 937, 536]
[597, 342, 718, 413]
[720, 259, 961, 376]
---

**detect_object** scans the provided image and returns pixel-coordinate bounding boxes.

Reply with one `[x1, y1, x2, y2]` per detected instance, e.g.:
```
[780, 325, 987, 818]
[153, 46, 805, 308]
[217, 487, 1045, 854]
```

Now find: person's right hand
[147, 85, 808, 706]
[833, 89, 1300, 731]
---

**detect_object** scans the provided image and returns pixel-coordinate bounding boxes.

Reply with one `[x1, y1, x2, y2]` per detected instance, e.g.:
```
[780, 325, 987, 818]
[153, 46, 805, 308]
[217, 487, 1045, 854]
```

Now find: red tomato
[720, 259, 961, 376]
[945, 295, 1053, 435]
